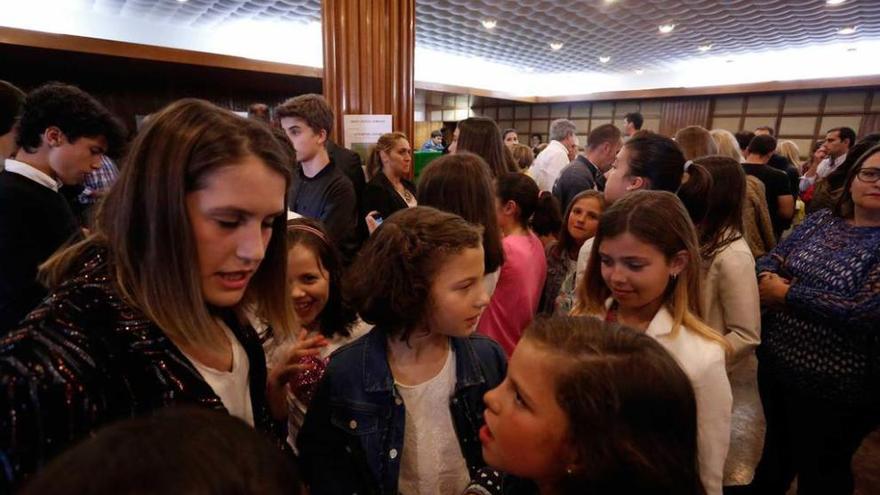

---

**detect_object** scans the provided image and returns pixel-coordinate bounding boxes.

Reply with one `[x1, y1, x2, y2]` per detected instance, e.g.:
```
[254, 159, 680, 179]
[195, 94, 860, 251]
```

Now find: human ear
[668, 249, 689, 277]
[627, 176, 646, 191]
[43, 126, 64, 147]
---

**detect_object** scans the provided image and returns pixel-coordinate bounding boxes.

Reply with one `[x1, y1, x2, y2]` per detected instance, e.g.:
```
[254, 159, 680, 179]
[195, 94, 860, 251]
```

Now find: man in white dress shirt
[530, 119, 578, 192]
[799, 127, 855, 193]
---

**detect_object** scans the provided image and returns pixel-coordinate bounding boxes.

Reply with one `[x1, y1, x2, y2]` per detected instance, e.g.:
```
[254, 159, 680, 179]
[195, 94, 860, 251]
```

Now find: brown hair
[834, 143, 880, 219]
[675, 126, 718, 161]
[366, 131, 408, 181]
[287, 218, 357, 339]
[692, 156, 746, 261]
[524, 317, 704, 495]
[275, 93, 333, 136]
[345, 207, 483, 341]
[417, 152, 504, 273]
[573, 191, 729, 349]
[587, 124, 622, 151]
[552, 190, 604, 260]
[510, 143, 535, 171]
[456, 117, 518, 177]
[624, 131, 713, 225]
[40, 99, 297, 351]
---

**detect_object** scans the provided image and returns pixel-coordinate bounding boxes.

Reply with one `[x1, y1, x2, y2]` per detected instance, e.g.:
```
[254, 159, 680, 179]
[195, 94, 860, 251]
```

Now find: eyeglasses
[856, 168, 880, 183]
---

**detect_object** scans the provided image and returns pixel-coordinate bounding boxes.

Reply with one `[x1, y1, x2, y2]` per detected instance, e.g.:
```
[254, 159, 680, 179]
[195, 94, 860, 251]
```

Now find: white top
[396, 347, 470, 495]
[574, 236, 595, 292]
[182, 322, 254, 427]
[530, 140, 571, 192]
[4, 158, 60, 191]
[799, 152, 846, 191]
[644, 306, 731, 495]
[700, 236, 760, 367]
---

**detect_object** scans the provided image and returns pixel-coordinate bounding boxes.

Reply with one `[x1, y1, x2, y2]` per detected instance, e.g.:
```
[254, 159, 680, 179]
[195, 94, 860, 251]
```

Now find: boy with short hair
[0, 83, 125, 332]
[277, 94, 358, 261]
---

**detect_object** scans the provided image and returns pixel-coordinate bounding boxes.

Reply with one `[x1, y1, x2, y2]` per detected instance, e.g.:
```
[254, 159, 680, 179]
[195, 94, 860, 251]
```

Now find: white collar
[833, 153, 847, 168]
[604, 298, 674, 338]
[548, 140, 570, 153]
[4, 158, 61, 192]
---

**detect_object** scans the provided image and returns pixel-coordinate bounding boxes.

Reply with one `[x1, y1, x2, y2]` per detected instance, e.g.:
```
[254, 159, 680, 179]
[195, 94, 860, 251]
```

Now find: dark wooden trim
[414, 81, 536, 103]
[536, 76, 880, 103]
[0, 26, 322, 78]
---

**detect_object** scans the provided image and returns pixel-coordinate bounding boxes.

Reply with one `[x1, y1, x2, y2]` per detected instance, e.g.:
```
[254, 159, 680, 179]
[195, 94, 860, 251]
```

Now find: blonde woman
[776, 139, 807, 227]
[712, 128, 776, 257]
[572, 190, 732, 495]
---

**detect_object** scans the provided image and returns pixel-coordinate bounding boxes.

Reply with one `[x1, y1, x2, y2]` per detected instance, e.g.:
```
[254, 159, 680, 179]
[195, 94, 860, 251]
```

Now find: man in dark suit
[552, 124, 622, 211]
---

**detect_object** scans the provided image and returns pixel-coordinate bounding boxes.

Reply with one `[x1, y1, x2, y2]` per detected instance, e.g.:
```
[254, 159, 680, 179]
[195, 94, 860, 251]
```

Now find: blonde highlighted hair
[366, 131, 408, 181]
[710, 129, 744, 163]
[40, 99, 298, 352]
[776, 139, 803, 174]
[572, 190, 730, 351]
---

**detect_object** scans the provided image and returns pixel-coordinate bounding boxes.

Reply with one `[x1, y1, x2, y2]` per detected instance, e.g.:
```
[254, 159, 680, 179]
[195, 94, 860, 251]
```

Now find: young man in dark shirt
[277, 94, 358, 262]
[0, 83, 124, 332]
[743, 134, 795, 240]
[755, 125, 800, 198]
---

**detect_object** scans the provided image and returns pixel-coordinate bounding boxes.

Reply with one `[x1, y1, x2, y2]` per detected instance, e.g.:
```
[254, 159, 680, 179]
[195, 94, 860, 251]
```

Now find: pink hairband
[288, 223, 329, 244]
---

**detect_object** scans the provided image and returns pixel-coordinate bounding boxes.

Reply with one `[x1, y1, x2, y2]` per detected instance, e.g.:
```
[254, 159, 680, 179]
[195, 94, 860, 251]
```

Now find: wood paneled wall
[659, 99, 712, 136]
[322, 0, 414, 145]
[0, 43, 322, 134]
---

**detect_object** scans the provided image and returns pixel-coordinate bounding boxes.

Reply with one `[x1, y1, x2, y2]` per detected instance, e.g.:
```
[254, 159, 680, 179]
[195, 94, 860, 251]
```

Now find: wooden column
[322, 0, 415, 146]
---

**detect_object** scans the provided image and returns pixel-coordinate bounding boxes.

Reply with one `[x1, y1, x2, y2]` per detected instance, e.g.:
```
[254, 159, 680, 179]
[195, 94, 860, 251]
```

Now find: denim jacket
[297, 327, 507, 495]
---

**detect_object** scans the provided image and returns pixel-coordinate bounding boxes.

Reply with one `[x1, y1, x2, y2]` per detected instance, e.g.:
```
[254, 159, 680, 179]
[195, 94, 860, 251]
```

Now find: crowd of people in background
[0, 78, 878, 495]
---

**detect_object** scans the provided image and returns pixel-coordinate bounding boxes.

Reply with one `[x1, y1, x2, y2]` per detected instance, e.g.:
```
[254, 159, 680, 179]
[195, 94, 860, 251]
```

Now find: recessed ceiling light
[847, 47, 857, 52]
[698, 44, 713, 52]
[599, 56, 611, 63]
[177, 0, 187, 3]
[658, 24, 676, 34]
[838, 26, 857, 35]
[525, 67, 535, 72]
[481, 19, 497, 30]
[604, 0, 617, 4]
[635, 69, 644, 75]
[826, 0, 846, 5]
[550, 42, 564, 51]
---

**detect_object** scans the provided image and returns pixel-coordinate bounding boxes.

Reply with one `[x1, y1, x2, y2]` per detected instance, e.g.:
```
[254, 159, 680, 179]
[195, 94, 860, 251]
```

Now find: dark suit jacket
[327, 140, 367, 247]
[361, 172, 417, 221]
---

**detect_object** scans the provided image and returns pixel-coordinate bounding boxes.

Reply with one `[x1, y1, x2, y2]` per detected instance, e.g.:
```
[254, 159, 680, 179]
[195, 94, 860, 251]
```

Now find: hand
[758, 272, 791, 310]
[365, 210, 381, 235]
[266, 329, 328, 419]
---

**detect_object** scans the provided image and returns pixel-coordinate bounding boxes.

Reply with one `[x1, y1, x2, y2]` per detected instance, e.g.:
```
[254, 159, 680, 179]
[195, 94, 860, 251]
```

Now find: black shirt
[0, 170, 79, 333]
[742, 163, 792, 238]
[768, 154, 800, 199]
[288, 160, 358, 262]
[552, 156, 602, 212]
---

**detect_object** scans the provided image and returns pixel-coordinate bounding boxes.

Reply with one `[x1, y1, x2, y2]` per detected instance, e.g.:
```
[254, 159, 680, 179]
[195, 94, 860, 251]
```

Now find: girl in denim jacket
[298, 206, 507, 495]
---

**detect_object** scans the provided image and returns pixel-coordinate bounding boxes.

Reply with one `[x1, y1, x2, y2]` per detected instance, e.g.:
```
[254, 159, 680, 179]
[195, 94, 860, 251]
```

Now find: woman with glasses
[747, 144, 880, 494]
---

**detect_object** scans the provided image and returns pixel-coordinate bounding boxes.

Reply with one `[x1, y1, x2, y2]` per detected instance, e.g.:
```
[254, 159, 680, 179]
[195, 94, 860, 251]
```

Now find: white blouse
[182, 322, 254, 426]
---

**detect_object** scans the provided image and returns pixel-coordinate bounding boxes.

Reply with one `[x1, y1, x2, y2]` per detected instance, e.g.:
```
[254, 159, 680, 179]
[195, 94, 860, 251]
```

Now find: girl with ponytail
[574, 131, 714, 288]
[476, 173, 549, 356]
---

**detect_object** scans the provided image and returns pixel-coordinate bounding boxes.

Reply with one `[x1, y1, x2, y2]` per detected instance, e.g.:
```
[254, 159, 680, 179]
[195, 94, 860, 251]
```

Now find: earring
[566, 467, 574, 476]
[671, 273, 678, 281]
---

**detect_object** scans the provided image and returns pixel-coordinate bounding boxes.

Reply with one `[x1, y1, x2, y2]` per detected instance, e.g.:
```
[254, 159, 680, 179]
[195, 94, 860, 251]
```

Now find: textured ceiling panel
[416, 0, 880, 72]
[88, 0, 879, 74]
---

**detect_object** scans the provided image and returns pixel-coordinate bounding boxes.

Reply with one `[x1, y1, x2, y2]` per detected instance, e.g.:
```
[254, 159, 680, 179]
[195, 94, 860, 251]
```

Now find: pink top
[477, 233, 547, 356]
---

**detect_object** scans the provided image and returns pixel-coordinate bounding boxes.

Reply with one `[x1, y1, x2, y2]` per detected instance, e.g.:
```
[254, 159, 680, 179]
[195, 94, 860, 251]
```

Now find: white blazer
[597, 302, 732, 495]
[701, 236, 761, 366]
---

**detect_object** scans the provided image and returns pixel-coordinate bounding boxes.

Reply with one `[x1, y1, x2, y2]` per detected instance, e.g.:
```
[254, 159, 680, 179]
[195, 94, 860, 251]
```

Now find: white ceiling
[2, 0, 879, 96]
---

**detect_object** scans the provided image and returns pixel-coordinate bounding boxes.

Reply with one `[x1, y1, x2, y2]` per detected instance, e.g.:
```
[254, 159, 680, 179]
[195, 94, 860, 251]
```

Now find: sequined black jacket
[0, 247, 284, 488]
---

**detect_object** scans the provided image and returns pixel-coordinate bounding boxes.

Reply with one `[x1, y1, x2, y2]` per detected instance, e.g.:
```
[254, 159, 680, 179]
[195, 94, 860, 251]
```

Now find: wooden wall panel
[0, 43, 321, 133]
[322, 0, 414, 147]
[860, 114, 880, 137]
[659, 99, 711, 136]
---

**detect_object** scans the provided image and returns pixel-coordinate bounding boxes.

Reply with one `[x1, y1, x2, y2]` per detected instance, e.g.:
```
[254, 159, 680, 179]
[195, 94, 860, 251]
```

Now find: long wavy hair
[41, 99, 297, 351]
